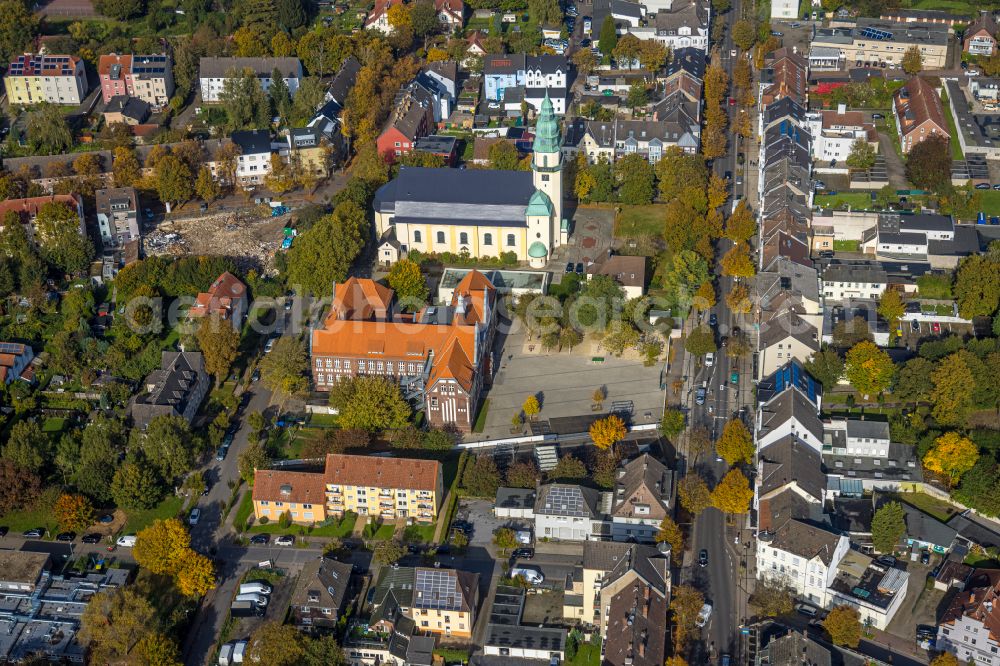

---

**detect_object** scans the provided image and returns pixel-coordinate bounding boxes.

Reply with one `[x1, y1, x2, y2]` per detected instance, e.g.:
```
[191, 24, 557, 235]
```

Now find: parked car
[188, 508, 201, 526]
[932, 322, 941, 334]
[512, 547, 534, 560]
[818, 250, 834, 259]
[911, 320, 920, 332]
[795, 603, 818, 618]
[920, 550, 931, 564]
[82, 533, 102, 544]
[239, 582, 272, 595]
[696, 603, 713, 627]
[22, 528, 43, 538]
[510, 566, 544, 584]
[709, 313, 718, 327]
[249, 534, 270, 545]
[0, 527, 8, 538]
[876, 555, 896, 567]
[452, 520, 473, 534]
[871, 113, 884, 120]
[770, 30, 783, 36]
[565, 262, 574, 273]
[116, 535, 137, 547]
[264, 338, 276, 353]
[698, 549, 708, 567]
[575, 262, 585, 274]
[275, 535, 295, 546]
[56, 532, 76, 542]
[967, 69, 981, 76]
[976, 183, 991, 189]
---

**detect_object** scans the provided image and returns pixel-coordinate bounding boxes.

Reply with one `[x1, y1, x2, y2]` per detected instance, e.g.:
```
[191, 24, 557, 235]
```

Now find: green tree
[258, 336, 309, 397]
[195, 315, 240, 384]
[276, 0, 308, 29]
[548, 454, 586, 481]
[111, 462, 163, 510]
[493, 527, 518, 554]
[685, 325, 717, 356]
[804, 347, 844, 388]
[505, 460, 540, 488]
[285, 202, 367, 296]
[750, 579, 795, 617]
[4, 420, 49, 473]
[731, 19, 756, 51]
[94, 0, 145, 18]
[0, 0, 38, 68]
[133, 415, 197, 483]
[871, 501, 905, 553]
[626, 83, 648, 110]
[268, 67, 292, 122]
[386, 259, 429, 306]
[25, 103, 73, 155]
[247, 622, 306, 666]
[894, 357, 935, 403]
[844, 341, 896, 397]
[154, 155, 194, 213]
[901, 46, 923, 74]
[239, 441, 269, 485]
[615, 153, 655, 205]
[823, 606, 861, 648]
[461, 454, 501, 497]
[487, 141, 523, 171]
[598, 15, 618, 57]
[877, 289, 905, 332]
[218, 67, 271, 131]
[955, 253, 1000, 319]
[846, 137, 877, 171]
[329, 375, 411, 433]
[905, 134, 952, 193]
[931, 352, 976, 427]
[195, 166, 220, 203]
[659, 408, 685, 438]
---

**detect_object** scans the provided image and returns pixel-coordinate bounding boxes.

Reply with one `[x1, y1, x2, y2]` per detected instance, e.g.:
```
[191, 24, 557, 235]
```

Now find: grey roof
[495, 487, 536, 512]
[373, 167, 536, 228]
[95, 187, 137, 215]
[199, 56, 301, 79]
[822, 262, 888, 285]
[106, 95, 150, 121]
[485, 624, 566, 652]
[767, 519, 844, 565]
[535, 484, 601, 518]
[582, 541, 670, 595]
[760, 630, 832, 666]
[759, 312, 820, 350]
[611, 453, 672, 518]
[831, 497, 876, 534]
[758, 435, 826, 503]
[948, 514, 1000, 550]
[929, 225, 982, 257]
[413, 135, 458, 154]
[845, 419, 890, 441]
[873, 495, 957, 548]
[231, 130, 272, 155]
[611, 0, 643, 19]
[758, 388, 824, 445]
[823, 442, 923, 483]
[131, 352, 206, 429]
[289, 556, 353, 618]
[328, 56, 361, 106]
[483, 53, 567, 76]
[764, 97, 807, 128]
[665, 47, 705, 80]
[757, 259, 820, 310]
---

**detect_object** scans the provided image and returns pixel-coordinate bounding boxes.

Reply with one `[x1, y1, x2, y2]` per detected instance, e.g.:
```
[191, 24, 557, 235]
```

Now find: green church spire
[532, 92, 560, 155]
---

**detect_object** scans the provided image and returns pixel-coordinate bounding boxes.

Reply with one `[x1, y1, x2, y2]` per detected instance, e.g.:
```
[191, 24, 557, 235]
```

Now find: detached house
[937, 570, 1000, 666]
[290, 557, 355, 633]
[365, 0, 405, 33]
[483, 54, 569, 115]
[231, 130, 274, 186]
[370, 566, 479, 639]
[965, 12, 999, 56]
[95, 187, 140, 248]
[187, 272, 249, 330]
[892, 77, 948, 154]
[131, 352, 210, 430]
[435, 0, 464, 30]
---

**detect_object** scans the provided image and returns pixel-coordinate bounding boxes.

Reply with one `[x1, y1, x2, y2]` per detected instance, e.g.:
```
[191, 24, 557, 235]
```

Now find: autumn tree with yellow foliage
[590, 414, 627, 450]
[133, 519, 216, 598]
[721, 243, 756, 278]
[655, 515, 684, 554]
[923, 431, 979, 486]
[716, 419, 754, 465]
[711, 468, 754, 514]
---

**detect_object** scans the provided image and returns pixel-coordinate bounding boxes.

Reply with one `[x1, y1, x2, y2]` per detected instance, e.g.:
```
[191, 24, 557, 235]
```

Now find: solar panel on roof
[0, 343, 24, 355]
[860, 27, 892, 40]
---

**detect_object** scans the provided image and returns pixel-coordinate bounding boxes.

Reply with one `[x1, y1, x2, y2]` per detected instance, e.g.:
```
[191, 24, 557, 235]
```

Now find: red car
[728, 97, 736, 106]
[932, 322, 941, 334]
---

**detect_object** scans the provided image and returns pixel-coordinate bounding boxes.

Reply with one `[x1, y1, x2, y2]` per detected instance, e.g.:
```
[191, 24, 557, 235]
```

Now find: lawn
[472, 399, 490, 434]
[402, 524, 437, 543]
[814, 192, 873, 210]
[907, 0, 976, 12]
[42, 417, 67, 433]
[833, 240, 861, 252]
[940, 90, 966, 160]
[895, 492, 960, 523]
[234, 490, 254, 531]
[248, 512, 358, 537]
[307, 413, 339, 427]
[284, 427, 324, 459]
[978, 191, 1000, 216]
[568, 644, 602, 666]
[124, 495, 185, 534]
[614, 205, 667, 238]
[0, 504, 62, 535]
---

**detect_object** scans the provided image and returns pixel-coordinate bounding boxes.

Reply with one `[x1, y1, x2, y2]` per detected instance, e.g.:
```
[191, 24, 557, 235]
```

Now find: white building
[757, 518, 850, 606]
[771, 0, 799, 20]
[826, 552, 909, 630]
[805, 105, 878, 165]
[821, 263, 888, 302]
[937, 571, 1000, 666]
[755, 386, 825, 454]
[230, 130, 273, 186]
[823, 418, 891, 458]
[199, 57, 302, 103]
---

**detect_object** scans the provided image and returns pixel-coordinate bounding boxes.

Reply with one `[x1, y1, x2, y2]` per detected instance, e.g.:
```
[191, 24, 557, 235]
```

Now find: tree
[732, 19, 756, 51]
[247, 622, 306, 666]
[846, 137, 877, 171]
[750, 578, 794, 617]
[655, 516, 683, 554]
[725, 203, 757, 243]
[154, 155, 194, 212]
[386, 259, 429, 306]
[670, 584, 705, 648]
[924, 431, 979, 485]
[54, 493, 94, 532]
[805, 348, 844, 389]
[931, 352, 976, 427]
[877, 289, 905, 332]
[4, 420, 49, 473]
[506, 461, 540, 488]
[522, 395, 541, 420]
[626, 83, 648, 110]
[176, 553, 216, 597]
[721, 243, 756, 278]
[823, 605, 862, 648]
[711, 468, 754, 514]
[572, 48, 597, 75]
[716, 419, 754, 465]
[80, 588, 157, 663]
[687, 426, 713, 461]
[871, 501, 905, 553]
[930, 655, 961, 666]
[285, 202, 367, 296]
[844, 341, 896, 397]
[955, 253, 1000, 319]
[833, 315, 874, 348]
[95, 0, 144, 18]
[302, 634, 348, 666]
[461, 454, 501, 497]
[133, 518, 192, 576]
[374, 540, 407, 565]
[694, 281, 716, 310]
[113, 147, 142, 187]
[615, 153, 655, 205]
[134, 415, 197, 483]
[902, 46, 923, 74]
[239, 441, 269, 485]
[196, 316, 240, 384]
[494, 527, 518, 554]
[590, 414, 627, 450]
[678, 474, 712, 515]
[598, 15, 617, 57]
[0, 0, 38, 69]
[195, 166, 221, 203]
[0, 459, 40, 514]
[26, 104, 73, 155]
[277, 0, 308, 30]
[329, 376, 412, 432]
[660, 408, 685, 438]
[685, 325, 717, 356]
[219, 68, 271, 131]
[259, 336, 309, 397]
[487, 140, 522, 171]
[111, 462, 163, 510]
[906, 134, 952, 193]
[134, 633, 183, 666]
[549, 454, 586, 481]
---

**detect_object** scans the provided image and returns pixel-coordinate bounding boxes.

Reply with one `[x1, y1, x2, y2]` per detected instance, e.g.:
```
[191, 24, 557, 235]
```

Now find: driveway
[877, 131, 908, 188]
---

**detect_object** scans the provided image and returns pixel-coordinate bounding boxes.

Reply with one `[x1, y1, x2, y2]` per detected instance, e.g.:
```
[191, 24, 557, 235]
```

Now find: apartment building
[826, 550, 909, 629]
[0, 194, 86, 245]
[937, 570, 1000, 665]
[5, 53, 88, 105]
[98, 53, 174, 108]
[95, 187, 140, 248]
[231, 130, 273, 185]
[199, 57, 302, 103]
[821, 263, 888, 301]
[311, 273, 497, 431]
[562, 111, 701, 162]
[965, 13, 998, 56]
[805, 105, 878, 164]
[252, 453, 443, 524]
[810, 19, 949, 70]
[757, 516, 850, 606]
[892, 76, 948, 153]
[483, 54, 569, 114]
[131, 352, 210, 430]
[370, 566, 479, 638]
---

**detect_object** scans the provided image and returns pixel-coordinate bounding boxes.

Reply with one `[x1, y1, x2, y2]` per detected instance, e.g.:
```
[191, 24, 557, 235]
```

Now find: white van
[510, 566, 544, 584]
[116, 535, 137, 548]
[696, 603, 713, 627]
[232, 640, 247, 664]
[235, 593, 268, 606]
[239, 582, 272, 596]
[218, 642, 234, 666]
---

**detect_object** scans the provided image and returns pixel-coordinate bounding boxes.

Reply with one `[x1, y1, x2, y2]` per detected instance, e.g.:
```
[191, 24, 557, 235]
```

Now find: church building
[373, 94, 566, 269]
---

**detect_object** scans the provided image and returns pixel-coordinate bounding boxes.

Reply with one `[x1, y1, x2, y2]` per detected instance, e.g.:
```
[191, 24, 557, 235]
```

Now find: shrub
[278, 510, 292, 529]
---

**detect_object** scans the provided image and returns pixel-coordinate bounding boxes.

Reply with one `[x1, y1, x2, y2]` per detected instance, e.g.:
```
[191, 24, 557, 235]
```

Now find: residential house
[483, 54, 569, 115]
[757, 436, 827, 510]
[534, 484, 603, 541]
[824, 442, 923, 497]
[757, 313, 820, 381]
[810, 19, 950, 69]
[103, 95, 151, 126]
[465, 31, 488, 65]
[199, 57, 302, 103]
[5, 53, 88, 105]
[311, 273, 497, 431]
[759, 48, 808, 107]
[658, 47, 705, 106]
[0, 194, 86, 245]
[288, 126, 335, 178]
[187, 272, 249, 330]
[771, 0, 799, 20]
[756, 259, 823, 332]
[252, 453, 443, 524]
[756, 360, 823, 408]
[289, 556, 355, 632]
[756, 385, 825, 454]
[625, 0, 708, 52]
[95, 187, 140, 248]
[370, 566, 479, 638]
[365, 0, 405, 33]
[586, 254, 646, 299]
[607, 454, 673, 542]
[0, 343, 34, 385]
[756, 515, 850, 606]
[965, 13, 999, 56]
[892, 76, 948, 154]
[821, 263, 888, 302]
[860, 212, 956, 261]
[823, 418, 890, 458]
[757, 630, 833, 666]
[326, 57, 362, 113]
[880, 8, 967, 26]
[231, 130, 273, 186]
[98, 53, 174, 108]
[937, 570, 1000, 665]
[435, 0, 464, 30]
[413, 135, 459, 166]
[826, 550, 909, 629]
[805, 105, 878, 164]
[561, 113, 700, 163]
[131, 351, 210, 430]
[376, 83, 436, 161]
[483, 585, 566, 660]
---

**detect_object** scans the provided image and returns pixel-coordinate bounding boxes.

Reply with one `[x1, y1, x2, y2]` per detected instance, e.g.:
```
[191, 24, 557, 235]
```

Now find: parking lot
[885, 558, 945, 643]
